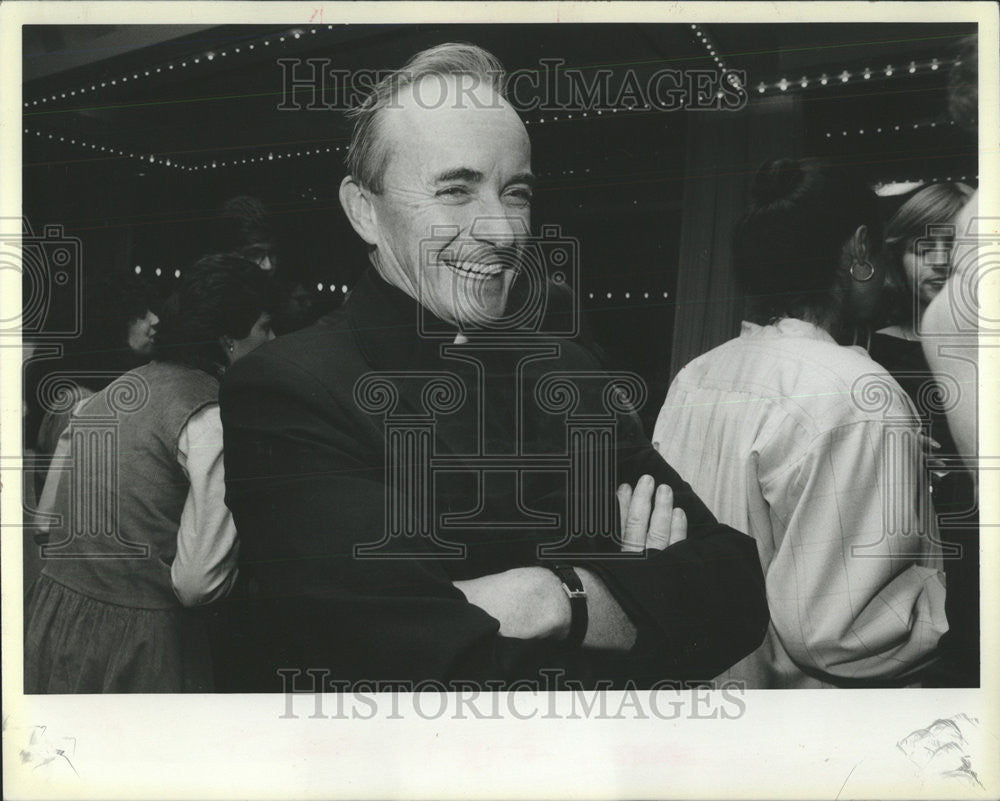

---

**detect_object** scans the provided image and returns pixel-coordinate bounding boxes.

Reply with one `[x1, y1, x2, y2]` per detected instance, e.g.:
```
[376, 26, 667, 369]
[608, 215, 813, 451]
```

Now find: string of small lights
[754, 56, 957, 96]
[132, 264, 357, 294]
[689, 23, 744, 93]
[23, 25, 341, 108]
[824, 119, 956, 138]
[24, 126, 180, 169]
[132, 261, 674, 302]
[24, 125, 348, 171]
[587, 291, 670, 301]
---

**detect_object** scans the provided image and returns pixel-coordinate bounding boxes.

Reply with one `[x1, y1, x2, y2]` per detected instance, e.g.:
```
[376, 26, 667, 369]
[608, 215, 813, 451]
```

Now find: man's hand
[453, 472, 687, 647]
[453, 567, 568, 640]
[616, 473, 688, 552]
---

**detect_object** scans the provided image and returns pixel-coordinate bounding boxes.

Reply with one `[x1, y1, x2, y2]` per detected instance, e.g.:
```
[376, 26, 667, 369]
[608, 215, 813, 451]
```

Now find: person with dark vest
[24, 255, 275, 693]
[217, 43, 768, 691]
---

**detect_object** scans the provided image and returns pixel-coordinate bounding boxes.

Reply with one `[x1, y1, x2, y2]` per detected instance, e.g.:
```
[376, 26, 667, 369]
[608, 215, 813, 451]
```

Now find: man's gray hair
[345, 43, 508, 193]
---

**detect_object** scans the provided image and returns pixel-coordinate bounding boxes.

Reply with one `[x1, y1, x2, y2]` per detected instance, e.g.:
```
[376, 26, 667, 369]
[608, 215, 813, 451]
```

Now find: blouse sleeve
[762, 414, 949, 682]
[172, 404, 239, 607]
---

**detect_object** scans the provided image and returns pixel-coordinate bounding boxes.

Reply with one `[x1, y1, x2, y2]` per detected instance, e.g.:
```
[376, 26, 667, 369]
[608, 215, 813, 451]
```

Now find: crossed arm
[221, 347, 768, 684]
[454, 475, 688, 649]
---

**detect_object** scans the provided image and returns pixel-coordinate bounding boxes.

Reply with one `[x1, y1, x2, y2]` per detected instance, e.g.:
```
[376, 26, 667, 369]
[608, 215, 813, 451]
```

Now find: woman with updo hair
[653, 158, 948, 688]
[25, 254, 275, 693]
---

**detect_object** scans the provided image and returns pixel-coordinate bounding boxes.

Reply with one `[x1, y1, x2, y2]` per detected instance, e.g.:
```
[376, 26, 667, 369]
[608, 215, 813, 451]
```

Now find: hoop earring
[227, 342, 235, 353]
[850, 260, 875, 282]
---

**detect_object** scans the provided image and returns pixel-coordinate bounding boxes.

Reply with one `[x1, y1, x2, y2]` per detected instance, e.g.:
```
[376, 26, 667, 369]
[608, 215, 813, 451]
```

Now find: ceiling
[21, 22, 977, 283]
[23, 22, 973, 171]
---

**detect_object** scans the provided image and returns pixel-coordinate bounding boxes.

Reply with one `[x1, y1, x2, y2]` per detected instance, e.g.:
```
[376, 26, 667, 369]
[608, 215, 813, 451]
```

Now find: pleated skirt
[24, 574, 214, 693]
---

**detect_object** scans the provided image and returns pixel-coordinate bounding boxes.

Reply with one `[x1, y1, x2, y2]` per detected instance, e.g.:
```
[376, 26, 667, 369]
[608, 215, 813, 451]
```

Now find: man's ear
[339, 175, 379, 247]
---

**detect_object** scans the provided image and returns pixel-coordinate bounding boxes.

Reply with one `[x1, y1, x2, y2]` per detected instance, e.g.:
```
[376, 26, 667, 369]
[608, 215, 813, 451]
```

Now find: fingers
[619, 476, 687, 553]
[668, 507, 688, 546]
[622, 475, 654, 552]
[644, 484, 674, 550]
[616, 483, 632, 541]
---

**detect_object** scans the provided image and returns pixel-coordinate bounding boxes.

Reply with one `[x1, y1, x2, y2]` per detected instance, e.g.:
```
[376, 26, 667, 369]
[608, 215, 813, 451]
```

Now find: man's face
[367, 77, 534, 327]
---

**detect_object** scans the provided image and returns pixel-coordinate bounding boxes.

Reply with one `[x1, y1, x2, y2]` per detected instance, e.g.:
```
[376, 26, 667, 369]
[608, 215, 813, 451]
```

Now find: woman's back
[654, 318, 947, 687]
[41, 361, 219, 609]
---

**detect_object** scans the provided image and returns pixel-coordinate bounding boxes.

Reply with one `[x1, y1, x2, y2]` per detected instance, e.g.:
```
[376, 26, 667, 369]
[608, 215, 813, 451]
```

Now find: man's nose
[469, 213, 529, 248]
[149, 312, 160, 328]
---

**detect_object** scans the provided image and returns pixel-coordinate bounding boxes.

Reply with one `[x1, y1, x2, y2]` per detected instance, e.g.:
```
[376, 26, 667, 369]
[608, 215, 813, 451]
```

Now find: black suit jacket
[218, 268, 768, 690]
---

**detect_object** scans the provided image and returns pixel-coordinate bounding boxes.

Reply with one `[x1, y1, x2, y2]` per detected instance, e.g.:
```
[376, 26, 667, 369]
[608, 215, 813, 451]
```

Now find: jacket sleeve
[220, 348, 584, 687]
[528, 341, 768, 682]
[573, 407, 770, 683]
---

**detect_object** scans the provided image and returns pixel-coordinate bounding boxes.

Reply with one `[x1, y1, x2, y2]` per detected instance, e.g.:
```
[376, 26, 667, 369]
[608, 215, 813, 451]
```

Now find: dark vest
[42, 361, 219, 609]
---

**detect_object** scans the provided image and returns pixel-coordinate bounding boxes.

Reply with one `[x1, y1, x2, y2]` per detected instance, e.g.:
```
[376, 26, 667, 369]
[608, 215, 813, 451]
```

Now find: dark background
[22, 22, 977, 431]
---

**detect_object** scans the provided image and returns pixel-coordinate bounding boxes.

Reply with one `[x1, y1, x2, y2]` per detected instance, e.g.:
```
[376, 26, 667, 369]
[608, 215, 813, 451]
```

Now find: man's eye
[505, 189, 533, 206]
[437, 186, 470, 198]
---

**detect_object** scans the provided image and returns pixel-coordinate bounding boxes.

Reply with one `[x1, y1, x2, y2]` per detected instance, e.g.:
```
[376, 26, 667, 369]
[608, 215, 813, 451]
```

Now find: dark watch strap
[541, 563, 588, 649]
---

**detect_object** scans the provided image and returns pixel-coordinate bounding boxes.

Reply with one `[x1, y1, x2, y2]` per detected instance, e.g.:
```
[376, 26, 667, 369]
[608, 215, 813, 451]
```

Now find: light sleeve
[762, 414, 949, 682]
[172, 404, 239, 607]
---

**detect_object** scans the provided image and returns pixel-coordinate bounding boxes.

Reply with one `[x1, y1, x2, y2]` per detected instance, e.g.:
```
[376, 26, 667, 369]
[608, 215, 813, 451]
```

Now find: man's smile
[444, 260, 506, 278]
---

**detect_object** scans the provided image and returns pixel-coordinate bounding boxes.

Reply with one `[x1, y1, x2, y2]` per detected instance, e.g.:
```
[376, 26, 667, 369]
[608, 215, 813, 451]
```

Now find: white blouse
[654, 318, 948, 688]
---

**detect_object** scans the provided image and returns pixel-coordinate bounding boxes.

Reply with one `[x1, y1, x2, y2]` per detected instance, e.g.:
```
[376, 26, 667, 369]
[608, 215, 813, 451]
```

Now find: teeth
[448, 261, 503, 277]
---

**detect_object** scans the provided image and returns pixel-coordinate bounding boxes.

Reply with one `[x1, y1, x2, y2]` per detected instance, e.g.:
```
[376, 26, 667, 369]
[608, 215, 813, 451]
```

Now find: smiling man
[217, 43, 768, 691]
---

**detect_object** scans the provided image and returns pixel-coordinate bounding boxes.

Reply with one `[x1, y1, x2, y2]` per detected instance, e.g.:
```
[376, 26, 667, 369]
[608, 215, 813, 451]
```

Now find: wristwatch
[540, 563, 588, 649]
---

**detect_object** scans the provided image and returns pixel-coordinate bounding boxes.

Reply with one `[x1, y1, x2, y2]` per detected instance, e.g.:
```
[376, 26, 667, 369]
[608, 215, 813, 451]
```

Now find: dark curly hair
[154, 254, 275, 376]
[733, 158, 883, 325]
[212, 195, 276, 262]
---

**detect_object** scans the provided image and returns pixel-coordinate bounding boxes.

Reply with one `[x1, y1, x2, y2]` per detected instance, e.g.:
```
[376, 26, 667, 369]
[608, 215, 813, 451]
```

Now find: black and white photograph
[2, 2, 998, 799]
